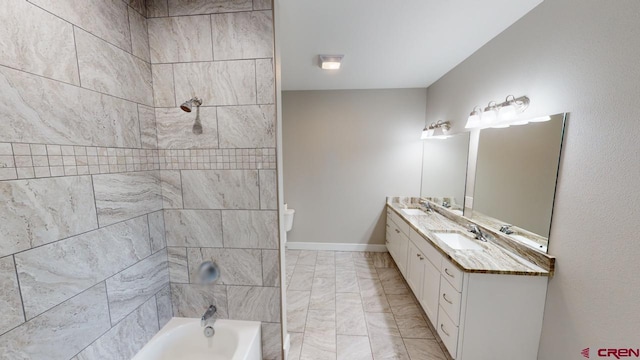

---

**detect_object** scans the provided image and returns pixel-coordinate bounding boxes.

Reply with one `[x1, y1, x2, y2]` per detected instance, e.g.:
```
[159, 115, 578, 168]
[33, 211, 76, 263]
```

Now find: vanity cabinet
[386, 208, 549, 360]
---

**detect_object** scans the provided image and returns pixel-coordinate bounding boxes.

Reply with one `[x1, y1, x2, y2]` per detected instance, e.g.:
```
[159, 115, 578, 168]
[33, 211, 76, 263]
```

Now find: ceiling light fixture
[465, 95, 532, 129]
[421, 120, 451, 140]
[319, 55, 344, 70]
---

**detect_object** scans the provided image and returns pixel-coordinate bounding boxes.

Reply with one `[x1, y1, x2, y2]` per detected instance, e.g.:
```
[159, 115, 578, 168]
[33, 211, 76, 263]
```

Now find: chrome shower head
[180, 97, 202, 112]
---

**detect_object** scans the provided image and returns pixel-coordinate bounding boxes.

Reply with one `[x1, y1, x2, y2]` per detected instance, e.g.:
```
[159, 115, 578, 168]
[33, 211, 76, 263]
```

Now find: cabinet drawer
[441, 258, 464, 292]
[438, 306, 459, 359]
[439, 276, 462, 325]
[387, 208, 410, 236]
[409, 228, 442, 269]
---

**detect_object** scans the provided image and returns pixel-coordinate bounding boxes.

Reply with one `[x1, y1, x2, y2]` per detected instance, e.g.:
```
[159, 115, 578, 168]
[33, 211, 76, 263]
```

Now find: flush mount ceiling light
[421, 120, 451, 140]
[466, 95, 531, 129]
[319, 55, 344, 70]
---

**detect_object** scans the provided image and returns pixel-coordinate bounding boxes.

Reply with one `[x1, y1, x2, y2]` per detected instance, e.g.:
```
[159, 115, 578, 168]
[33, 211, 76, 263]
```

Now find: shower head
[180, 97, 202, 112]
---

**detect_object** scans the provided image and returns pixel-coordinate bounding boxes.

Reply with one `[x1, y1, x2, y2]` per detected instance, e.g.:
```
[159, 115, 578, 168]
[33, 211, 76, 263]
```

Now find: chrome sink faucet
[468, 224, 488, 242]
[499, 224, 514, 235]
[201, 305, 217, 327]
[419, 200, 433, 213]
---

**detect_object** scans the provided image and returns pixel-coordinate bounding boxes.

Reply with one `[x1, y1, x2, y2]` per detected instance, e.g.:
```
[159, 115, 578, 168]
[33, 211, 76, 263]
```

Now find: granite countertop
[387, 202, 550, 277]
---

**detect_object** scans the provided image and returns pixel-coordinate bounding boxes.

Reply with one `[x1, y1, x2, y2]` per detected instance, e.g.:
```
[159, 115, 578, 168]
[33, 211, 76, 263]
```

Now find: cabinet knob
[395, 229, 400, 234]
[440, 324, 450, 337]
[442, 293, 453, 304]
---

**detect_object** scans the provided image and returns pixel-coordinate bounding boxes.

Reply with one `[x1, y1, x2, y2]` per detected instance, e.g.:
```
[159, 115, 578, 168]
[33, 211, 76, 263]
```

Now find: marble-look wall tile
[106, 249, 170, 323]
[254, 0, 273, 10]
[170, 283, 228, 318]
[156, 107, 219, 149]
[182, 170, 260, 209]
[0, 66, 141, 147]
[139, 105, 158, 149]
[29, 0, 132, 51]
[187, 248, 262, 285]
[227, 285, 280, 322]
[168, 247, 189, 283]
[218, 105, 276, 148]
[0, 176, 97, 257]
[0, 283, 110, 360]
[76, 297, 158, 360]
[160, 170, 183, 208]
[149, 16, 213, 63]
[15, 216, 151, 319]
[129, 7, 150, 62]
[0, 256, 25, 335]
[173, 60, 256, 106]
[168, 0, 252, 16]
[262, 322, 283, 360]
[259, 170, 277, 209]
[256, 58, 275, 104]
[165, 210, 223, 247]
[75, 29, 153, 106]
[127, 0, 147, 17]
[156, 284, 173, 328]
[149, 211, 166, 253]
[152, 64, 176, 107]
[221, 210, 278, 248]
[262, 250, 280, 287]
[212, 11, 274, 60]
[0, 1, 78, 84]
[93, 171, 162, 227]
[147, 0, 169, 17]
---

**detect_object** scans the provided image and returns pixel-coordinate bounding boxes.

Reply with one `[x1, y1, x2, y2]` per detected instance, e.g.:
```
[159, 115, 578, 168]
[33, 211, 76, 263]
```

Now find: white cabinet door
[396, 232, 409, 276]
[406, 241, 424, 295]
[420, 257, 441, 325]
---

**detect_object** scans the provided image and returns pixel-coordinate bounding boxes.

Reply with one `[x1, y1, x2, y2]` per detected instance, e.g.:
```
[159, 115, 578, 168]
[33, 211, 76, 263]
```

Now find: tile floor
[285, 250, 449, 360]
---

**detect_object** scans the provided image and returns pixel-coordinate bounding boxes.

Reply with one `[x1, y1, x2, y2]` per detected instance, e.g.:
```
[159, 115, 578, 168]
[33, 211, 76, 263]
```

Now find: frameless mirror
[420, 132, 470, 216]
[472, 113, 566, 252]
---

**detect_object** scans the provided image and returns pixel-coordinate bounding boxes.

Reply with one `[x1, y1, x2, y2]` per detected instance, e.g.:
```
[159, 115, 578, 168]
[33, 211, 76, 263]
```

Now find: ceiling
[278, 0, 543, 91]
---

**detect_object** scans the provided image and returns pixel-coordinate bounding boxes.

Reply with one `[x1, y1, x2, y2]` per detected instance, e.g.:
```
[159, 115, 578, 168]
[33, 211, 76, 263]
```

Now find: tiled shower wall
[145, 0, 281, 359]
[0, 1, 169, 359]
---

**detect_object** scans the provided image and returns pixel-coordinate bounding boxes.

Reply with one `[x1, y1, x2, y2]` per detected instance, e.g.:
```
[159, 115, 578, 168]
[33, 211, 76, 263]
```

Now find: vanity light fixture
[319, 55, 344, 70]
[465, 95, 531, 129]
[421, 120, 451, 140]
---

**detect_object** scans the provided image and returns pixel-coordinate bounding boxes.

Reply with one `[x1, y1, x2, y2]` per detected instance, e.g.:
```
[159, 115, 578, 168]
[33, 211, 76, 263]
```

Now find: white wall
[425, 0, 640, 357]
[283, 89, 425, 245]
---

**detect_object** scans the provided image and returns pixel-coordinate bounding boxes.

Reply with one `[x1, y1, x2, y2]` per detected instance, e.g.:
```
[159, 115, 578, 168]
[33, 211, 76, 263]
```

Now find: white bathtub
[132, 318, 262, 360]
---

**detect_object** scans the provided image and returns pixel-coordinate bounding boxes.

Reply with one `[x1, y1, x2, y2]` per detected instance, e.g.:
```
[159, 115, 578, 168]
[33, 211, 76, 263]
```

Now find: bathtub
[132, 318, 262, 360]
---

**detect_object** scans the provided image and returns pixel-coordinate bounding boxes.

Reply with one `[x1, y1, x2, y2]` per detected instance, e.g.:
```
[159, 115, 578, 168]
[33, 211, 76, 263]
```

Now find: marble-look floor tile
[167, 247, 189, 283]
[287, 290, 310, 333]
[315, 263, 336, 278]
[254, 0, 273, 10]
[0, 0, 78, 84]
[336, 293, 367, 336]
[148, 15, 213, 63]
[212, 11, 273, 60]
[0, 176, 97, 257]
[181, 170, 260, 209]
[170, 283, 228, 319]
[355, 258, 379, 279]
[76, 297, 159, 360]
[377, 268, 410, 296]
[256, 58, 274, 104]
[160, 170, 183, 209]
[309, 277, 336, 311]
[296, 251, 318, 266]
[386, 295, 433, 339]
[0, 256, 25, 335]
[262, 322, 282, 360]
[300, 329, 336, 360]
[337, 335, 373, 360]
[305, 309, 335, 332]
[106, 250, 170, 323]
[222, 210, 278, 249]
[227, 286, 280, 322]
[129, 6, 150, 62]
[262, 250, 280, 287]
[147, 0, 169, 17]
[156, 284, 173, 328]
[0, 283, 110, 360]
[156, 107, 218, 149]
[164, 210, 223, 248]
[168, 0, 252, 16]
[148, 211, 166, 253]
[359, 279, 391, 313]
[336, 269, 360, 293]
[0, 66, 140, 147]
[289, 332, 304, 360]
[188, 248, 262, 285]
[286, 250, 300, 266]
[16, 216, 151, 319]
[75, 28, 153, 106]
[173, 60, 256, 106]
[288, 265, 314, 291]
[365, 312, 410, 360]
[403, 339, 447, 360]
[316, 252, 336, 266]
[93, 171, 162, 227]
[139, 105, 158, 149]
[152, 64, 176, 107]
[29, 0, 132, 51]
[218, 105, 276, 148]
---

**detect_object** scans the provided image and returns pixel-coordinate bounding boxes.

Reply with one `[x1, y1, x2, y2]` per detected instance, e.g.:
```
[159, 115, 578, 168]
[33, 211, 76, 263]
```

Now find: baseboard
[285, 242, 388, 252]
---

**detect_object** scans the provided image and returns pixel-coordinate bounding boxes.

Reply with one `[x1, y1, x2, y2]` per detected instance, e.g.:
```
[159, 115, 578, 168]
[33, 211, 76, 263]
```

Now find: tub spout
[201, 305, 217, 327]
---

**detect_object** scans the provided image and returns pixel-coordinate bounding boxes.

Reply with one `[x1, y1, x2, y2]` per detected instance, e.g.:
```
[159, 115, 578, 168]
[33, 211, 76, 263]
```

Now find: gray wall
[0, 1, 168, 359]
[424, 0, 640, 357]
[283, 89, 425, 245]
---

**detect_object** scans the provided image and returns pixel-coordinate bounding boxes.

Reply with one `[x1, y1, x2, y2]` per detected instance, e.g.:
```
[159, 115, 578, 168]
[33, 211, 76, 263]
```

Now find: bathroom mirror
[421, 132, 470, 216]
[472, 113, 566, 252]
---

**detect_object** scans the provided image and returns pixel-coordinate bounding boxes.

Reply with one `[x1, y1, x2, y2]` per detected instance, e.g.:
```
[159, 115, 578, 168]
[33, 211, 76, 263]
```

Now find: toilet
[284, 204, 295, 232]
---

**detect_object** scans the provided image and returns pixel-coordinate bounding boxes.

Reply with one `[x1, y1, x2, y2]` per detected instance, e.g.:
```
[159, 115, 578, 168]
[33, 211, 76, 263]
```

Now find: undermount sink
[433, 232, 483, 251]
[512, 235, 548, 252]
[401, 208, 428, 216]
